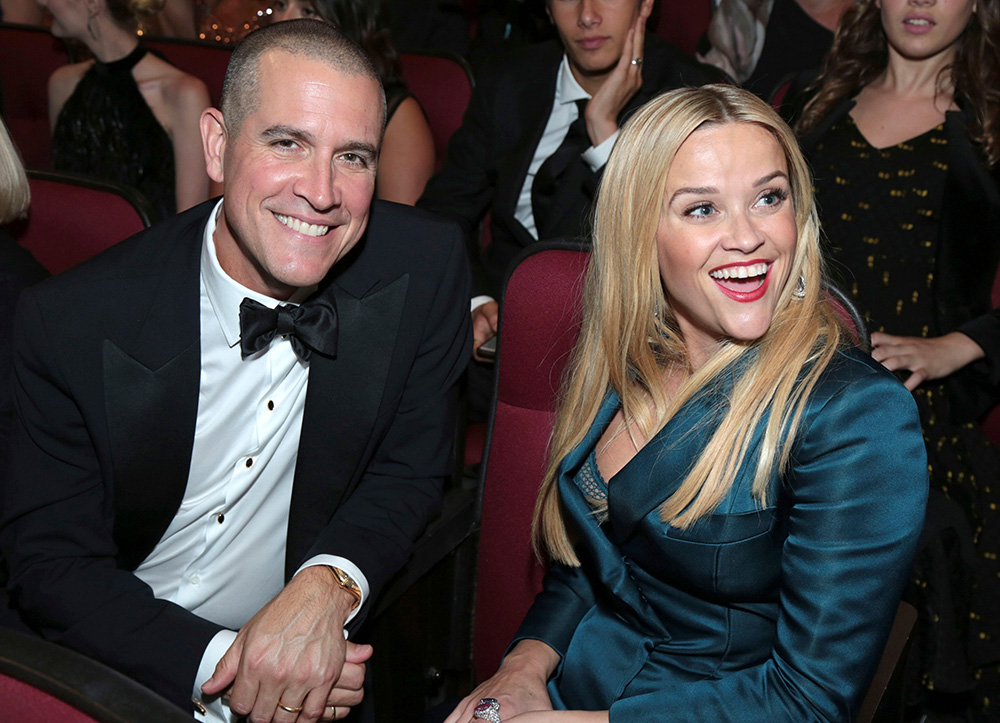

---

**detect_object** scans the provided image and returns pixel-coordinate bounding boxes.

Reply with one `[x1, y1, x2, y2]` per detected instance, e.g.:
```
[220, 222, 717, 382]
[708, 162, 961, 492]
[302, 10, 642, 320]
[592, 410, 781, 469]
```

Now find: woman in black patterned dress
[794, 0, 1000, 719]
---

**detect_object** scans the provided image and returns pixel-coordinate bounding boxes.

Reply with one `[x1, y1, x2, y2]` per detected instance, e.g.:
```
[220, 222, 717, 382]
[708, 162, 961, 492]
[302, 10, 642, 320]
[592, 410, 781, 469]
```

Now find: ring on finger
[473, 698, 501, 723]
[277, 700, 304, 714]
[630, 57, 643, 65]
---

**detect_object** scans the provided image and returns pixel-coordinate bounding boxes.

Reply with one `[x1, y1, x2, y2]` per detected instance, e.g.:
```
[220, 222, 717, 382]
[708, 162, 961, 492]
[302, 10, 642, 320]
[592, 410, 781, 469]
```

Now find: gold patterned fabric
[812, 116, 1000, 719]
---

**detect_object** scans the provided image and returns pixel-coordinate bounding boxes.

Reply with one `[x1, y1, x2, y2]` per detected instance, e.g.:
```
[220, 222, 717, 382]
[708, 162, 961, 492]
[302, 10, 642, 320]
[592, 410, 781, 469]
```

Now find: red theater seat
[0, 23, 72, 169]
[11, 171, 154, 275]
[398, 51, 474, 172]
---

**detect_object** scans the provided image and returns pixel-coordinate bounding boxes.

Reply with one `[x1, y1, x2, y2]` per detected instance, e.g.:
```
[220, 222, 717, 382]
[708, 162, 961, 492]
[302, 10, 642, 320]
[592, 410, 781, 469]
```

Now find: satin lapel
[556, 392, 669, 627]
[285, 273, 409, 573]
[104, 231, 202, 570]
[607, 383, 726, 543]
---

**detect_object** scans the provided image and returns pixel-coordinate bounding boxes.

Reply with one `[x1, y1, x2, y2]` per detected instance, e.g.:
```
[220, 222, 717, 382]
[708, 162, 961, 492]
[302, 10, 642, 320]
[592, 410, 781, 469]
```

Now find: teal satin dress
[514, 347, 929, 722]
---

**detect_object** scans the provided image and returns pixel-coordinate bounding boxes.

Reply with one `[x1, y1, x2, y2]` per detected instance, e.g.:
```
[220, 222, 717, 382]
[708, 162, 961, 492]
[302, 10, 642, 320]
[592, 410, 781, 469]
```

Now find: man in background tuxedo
[418, 0, 715, 361]
[2, 19, 470, 723]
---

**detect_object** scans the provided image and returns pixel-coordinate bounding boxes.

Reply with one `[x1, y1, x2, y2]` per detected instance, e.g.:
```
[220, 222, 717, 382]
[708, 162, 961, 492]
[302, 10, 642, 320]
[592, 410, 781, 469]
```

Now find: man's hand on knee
[202, 566, 358, 722]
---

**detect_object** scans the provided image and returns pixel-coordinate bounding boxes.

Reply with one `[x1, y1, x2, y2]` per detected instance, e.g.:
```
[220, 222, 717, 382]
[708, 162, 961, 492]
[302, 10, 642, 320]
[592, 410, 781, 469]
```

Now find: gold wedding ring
[277, 700, 304, 713]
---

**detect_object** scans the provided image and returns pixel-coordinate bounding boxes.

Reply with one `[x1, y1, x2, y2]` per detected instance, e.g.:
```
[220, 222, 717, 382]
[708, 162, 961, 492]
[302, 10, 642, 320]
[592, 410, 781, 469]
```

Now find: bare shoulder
[138, 54, 210, 110]
[48, 60, 93, 116]
[48, 60, 92, 96]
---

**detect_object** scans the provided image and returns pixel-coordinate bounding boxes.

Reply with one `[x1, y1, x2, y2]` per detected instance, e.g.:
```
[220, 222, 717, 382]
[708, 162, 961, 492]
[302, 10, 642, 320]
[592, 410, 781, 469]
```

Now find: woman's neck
[878, 45, 957, 100]
[85, 19, 141, 64]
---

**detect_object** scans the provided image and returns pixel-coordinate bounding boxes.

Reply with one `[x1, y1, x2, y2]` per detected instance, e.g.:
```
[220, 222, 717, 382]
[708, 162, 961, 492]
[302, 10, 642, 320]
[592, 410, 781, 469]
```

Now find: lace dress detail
[575, 449, 608, 504]
[52, 44, 176, 222]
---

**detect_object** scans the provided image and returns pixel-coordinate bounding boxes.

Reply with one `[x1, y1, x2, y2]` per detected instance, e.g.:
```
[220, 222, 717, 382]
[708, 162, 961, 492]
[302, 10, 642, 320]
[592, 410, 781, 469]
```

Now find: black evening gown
[52, 44, 175, 223]
[810, 116, 1000, 719]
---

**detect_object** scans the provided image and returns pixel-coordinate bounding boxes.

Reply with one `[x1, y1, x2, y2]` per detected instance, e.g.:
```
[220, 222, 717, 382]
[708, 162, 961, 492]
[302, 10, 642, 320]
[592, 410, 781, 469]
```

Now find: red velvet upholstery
[398, 51, 474, 171]
[0, 675, 102, 723]
[11, 171, 153, 275]
[0, 23, 71, 169]
[651, 0, 712, 58]
[143, 37, 233, 107]
[473, 242, 590, 683]
[0, 627, 192, 723]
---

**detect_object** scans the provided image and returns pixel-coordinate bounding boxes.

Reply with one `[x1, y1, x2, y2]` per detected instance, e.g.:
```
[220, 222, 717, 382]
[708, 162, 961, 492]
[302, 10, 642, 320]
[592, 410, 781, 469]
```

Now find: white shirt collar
[556, 54, 592, 106]
[201, 198, 315, 349]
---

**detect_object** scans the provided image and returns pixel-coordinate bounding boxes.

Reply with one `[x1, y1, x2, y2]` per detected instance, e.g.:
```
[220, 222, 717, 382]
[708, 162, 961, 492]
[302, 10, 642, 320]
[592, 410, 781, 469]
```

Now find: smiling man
[419, 0, 718, 368]
[1, 19, 470, 723]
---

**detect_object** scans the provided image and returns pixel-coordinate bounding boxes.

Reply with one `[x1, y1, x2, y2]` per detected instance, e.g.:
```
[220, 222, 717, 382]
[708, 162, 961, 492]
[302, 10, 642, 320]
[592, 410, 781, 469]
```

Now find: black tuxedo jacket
[1, 199, 471, 710]
[418, 37, 717, 298]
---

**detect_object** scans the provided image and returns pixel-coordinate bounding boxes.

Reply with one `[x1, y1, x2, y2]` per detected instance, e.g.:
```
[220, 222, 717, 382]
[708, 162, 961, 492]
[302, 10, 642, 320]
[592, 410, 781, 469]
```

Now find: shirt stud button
[216, 513, 225, 524]
[246, 458, 253, 468]
[267, 400, 274, 411]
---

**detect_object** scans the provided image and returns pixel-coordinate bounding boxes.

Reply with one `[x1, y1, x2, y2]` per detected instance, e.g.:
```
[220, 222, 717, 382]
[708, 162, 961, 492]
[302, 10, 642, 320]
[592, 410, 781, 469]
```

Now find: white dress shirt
[472, 55, 619, 311]
[132, 200, 368, 722]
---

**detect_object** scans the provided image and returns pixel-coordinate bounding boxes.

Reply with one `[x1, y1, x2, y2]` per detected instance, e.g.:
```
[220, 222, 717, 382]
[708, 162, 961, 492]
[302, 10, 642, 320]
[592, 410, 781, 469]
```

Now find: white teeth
[905, 18, 932, 25]
[709, 262, 768, 280]
[275, 213, 330, 237]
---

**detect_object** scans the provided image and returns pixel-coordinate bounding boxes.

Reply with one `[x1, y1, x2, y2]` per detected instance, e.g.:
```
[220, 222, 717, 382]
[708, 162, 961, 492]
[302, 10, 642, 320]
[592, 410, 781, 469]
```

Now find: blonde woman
[448, 85, 928, 723]
[41, 0, 211, 221]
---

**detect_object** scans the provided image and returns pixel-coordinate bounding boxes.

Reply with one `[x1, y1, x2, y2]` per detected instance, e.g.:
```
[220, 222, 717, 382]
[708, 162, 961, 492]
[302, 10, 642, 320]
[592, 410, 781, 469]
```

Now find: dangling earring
[87, 15, 101, 42]
[792, 275, 806, 300]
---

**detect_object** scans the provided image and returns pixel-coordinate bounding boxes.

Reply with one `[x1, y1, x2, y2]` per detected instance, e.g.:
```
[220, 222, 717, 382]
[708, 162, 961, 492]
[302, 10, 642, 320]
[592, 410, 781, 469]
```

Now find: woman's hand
[870, 331, 985, 391]
[444, 640, 558, 722]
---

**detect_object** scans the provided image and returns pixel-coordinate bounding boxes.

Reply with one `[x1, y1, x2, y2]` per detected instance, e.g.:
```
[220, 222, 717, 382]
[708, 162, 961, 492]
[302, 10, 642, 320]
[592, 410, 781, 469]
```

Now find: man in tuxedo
[2, 19, 470, 723]
[418, 0, 715, 358]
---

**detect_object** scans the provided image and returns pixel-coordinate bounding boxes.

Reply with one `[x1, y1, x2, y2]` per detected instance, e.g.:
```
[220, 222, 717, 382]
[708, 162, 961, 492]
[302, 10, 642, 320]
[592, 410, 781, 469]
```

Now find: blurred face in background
[877, 0, 976, 64]
[270, 0, 324, 23]
[546, 0, 653, 87]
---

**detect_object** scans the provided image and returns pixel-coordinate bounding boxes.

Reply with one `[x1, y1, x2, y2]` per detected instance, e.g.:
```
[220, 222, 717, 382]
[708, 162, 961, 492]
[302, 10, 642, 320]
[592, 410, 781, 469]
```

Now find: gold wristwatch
[329, 566, 362, 610]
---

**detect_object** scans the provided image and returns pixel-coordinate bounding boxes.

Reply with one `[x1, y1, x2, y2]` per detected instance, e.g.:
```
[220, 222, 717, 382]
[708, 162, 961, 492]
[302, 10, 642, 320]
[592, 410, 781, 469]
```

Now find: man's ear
[200, 107, 227, 185]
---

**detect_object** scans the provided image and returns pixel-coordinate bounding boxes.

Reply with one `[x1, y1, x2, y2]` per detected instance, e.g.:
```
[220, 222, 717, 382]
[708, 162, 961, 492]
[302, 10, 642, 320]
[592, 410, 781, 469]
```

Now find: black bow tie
[238, 296, 338, 361]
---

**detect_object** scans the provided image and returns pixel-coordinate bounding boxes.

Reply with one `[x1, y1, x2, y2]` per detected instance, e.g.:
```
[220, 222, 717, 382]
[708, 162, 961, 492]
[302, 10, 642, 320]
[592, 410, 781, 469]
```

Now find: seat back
[398, 51, 474, 171]
[651, 0, 712, 58]
[0, 23, 71, 169]
[0, 627, 192, 723]
[473, 241, 589, 682]
[855, 601, 918, 723]
[143, 37, 233, 107]
[11, 171, 154, 275]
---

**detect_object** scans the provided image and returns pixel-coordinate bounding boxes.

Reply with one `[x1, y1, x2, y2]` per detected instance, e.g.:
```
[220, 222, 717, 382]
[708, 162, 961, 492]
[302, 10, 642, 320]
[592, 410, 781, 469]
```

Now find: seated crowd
[0, 1, 998, 722]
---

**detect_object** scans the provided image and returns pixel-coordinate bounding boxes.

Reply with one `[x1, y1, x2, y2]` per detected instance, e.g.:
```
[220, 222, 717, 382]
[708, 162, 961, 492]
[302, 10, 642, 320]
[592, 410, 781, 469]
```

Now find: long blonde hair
[0, 119, 30, 226]
[534, 85, 848, 565]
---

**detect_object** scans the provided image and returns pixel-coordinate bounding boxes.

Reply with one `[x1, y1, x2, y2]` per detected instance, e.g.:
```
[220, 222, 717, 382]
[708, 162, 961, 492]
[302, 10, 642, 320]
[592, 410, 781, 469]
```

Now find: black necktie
[238, 296, 338, 361]
[531, 98, 590, 233]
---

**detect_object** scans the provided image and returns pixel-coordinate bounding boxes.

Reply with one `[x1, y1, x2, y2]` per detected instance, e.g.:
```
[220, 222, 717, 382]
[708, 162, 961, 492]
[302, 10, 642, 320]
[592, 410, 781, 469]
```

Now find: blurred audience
[794, 0, 1000, 717]
[0, 0, 44, 23]
[43, 0, 211, 221]
[418, 0, 716, 387]
[700, 0, 851, 99]
[270, 0, 436, 205]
